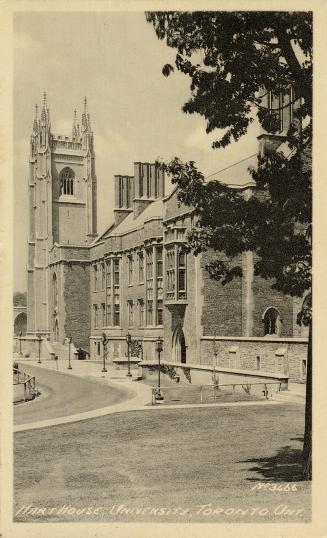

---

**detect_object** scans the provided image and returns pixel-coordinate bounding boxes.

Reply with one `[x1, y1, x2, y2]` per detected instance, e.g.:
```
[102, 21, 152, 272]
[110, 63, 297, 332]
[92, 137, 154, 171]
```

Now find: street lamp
[126, 332, 132, 377]
[102, 333, 108, 374]
[37, 334, 42, 364]
[67, 336, 72, 369]
[19, 330, 22, 356]
[156, 336, 163, 400]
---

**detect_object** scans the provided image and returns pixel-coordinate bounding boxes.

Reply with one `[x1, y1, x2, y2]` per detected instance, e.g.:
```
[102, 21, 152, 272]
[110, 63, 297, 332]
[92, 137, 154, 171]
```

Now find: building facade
[26, 93, 308, 382]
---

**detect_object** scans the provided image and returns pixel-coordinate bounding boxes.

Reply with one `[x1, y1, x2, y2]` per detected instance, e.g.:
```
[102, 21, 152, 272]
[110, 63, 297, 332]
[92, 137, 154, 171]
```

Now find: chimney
[133, 161, 165, 218]
[113, 174, 133, 226]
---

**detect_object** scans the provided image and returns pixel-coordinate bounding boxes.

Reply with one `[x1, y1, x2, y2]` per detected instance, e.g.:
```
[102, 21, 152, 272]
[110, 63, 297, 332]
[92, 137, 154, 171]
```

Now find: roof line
[205, 153, 258, 180]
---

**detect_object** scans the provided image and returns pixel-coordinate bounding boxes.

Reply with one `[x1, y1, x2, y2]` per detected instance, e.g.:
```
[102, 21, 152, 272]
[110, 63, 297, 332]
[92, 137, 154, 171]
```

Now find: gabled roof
[109, 199, 164, 237]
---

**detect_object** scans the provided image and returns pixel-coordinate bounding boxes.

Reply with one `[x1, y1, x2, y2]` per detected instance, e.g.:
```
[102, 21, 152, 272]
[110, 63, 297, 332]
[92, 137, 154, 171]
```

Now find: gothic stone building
[26, 95, 308, 382]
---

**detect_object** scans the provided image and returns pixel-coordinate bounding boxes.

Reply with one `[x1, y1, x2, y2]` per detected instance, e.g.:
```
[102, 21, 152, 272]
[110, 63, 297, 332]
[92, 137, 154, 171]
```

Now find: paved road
[14, 363, 132, 426]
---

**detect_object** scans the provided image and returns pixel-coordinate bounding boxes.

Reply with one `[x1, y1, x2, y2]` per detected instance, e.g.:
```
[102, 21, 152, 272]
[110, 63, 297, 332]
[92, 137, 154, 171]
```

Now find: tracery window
[60, 167, 74, 196]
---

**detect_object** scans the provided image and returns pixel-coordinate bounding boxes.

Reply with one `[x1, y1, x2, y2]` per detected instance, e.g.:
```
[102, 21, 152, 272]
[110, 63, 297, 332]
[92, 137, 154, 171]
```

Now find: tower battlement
[51, 135, 83, 152]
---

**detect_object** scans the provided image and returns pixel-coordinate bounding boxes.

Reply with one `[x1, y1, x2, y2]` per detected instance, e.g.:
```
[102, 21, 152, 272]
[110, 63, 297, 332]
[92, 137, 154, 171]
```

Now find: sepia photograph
[7, 3, 318, 533]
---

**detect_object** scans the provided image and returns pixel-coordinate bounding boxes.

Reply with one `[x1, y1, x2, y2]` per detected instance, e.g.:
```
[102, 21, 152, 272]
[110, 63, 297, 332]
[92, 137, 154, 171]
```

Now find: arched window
[60, 167, 74, 196]
[53, 273, 58, 308]
[263, 307, 281, 336]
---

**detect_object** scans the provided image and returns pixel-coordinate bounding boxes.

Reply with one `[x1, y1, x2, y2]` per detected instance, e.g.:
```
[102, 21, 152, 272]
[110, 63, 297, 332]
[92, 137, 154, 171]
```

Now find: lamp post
[126, 332, 132, 377]
[102, 333, 108, 374]
[19, 330, 22, 356]
[156, 336, 163, 399]
[37, 334, 42, 364]
[67, 337, 72, 369]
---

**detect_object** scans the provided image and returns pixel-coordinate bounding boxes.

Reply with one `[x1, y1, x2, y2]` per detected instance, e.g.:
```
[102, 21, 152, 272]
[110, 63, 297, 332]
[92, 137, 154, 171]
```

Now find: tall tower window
[53, 273, 58, 308]
[60, 167, 74, 196]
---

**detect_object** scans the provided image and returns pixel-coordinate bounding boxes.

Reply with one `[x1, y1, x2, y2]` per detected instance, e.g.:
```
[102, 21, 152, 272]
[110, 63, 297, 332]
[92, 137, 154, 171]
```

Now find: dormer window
[60, 167, 74, 196]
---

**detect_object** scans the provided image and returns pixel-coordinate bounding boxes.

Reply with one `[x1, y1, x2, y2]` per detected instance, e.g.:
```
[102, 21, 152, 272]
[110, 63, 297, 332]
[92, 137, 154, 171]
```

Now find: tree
[146, 11, 312, 479]
[13, 291, 27, 307]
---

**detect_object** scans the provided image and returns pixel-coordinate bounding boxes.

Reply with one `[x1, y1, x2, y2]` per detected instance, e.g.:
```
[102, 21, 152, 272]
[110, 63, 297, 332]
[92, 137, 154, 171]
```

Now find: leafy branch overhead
[146, 10, 312, 481]
[147, 11, 312, 302]
[146, 11, 312, 148]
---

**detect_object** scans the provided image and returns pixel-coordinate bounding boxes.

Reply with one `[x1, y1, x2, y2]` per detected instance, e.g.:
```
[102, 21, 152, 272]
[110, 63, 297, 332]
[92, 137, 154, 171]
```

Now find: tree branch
[275, 25, 311, 106]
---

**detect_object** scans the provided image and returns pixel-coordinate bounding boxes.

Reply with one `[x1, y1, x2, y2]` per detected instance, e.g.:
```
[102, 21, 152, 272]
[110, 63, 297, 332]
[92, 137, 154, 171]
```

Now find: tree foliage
[146, 9, 312, 309]
[146, 10, 312, 479]
[146, 11, 312, 148]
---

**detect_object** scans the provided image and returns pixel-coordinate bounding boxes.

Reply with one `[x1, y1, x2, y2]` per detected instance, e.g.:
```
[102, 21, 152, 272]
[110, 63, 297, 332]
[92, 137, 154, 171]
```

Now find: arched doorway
[54, 319, 59, 342]
[172, 325, 187, 363]
[14, 312, 27, 336]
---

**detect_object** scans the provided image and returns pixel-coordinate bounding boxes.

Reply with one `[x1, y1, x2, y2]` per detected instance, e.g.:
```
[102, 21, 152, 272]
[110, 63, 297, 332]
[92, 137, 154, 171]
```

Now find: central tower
[51, 96, 97, 246]
[27, 94, 97, 337]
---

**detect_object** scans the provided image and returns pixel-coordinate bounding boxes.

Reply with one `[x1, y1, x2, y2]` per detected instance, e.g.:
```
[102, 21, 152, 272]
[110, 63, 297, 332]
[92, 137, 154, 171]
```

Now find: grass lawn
[14, 403, 310, 523]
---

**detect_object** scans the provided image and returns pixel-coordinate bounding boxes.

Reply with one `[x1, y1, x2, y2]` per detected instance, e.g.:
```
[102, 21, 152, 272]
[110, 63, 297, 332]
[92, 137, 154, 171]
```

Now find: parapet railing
[13, 367, 38, 402]
[151, 381, 282, 406]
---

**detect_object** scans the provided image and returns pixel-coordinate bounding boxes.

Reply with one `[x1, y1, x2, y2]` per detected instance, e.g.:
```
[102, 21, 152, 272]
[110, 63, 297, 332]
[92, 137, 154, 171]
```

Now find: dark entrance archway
[14, 312, 27, 336]
[180, 331, 186, 363]
[172, 325, 187, 363]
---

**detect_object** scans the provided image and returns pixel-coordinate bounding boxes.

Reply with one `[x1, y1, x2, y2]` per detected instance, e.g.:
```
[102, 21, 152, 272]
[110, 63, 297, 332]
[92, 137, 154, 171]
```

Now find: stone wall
[63, 262, 91, 349]
[201, 251, 243, 337]
[199, 337, 307, 383]
[252, 271, 294, 337]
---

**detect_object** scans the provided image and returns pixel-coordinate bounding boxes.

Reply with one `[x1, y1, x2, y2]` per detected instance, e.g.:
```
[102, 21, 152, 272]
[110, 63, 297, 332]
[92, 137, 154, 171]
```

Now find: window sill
[55, 197, 85, 205]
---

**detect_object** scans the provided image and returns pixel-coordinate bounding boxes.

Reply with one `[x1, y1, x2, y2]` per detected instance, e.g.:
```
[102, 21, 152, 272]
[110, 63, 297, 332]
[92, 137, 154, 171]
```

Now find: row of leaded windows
[92, 263, 106, 292]
[106, 260, 111, 325]
[266, 88, 299, 135]
[93, 304, 98, 328]
[94, 258, 121, 328]
[146, 248, 153, 326]
[126, 251, 146, 285]
[166, 247, 187, 300]
[139, 252, 144, 283]
[113, 259, 120, 326]
[128, 255, 133, 285]
[92, 302, 110, 329]
[127, 299, 147, 327]
[93, 248, 165, 329]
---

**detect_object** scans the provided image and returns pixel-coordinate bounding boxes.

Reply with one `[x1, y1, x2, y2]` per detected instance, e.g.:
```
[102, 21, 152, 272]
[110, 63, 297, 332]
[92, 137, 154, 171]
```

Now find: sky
[14, 11, 260, 292]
